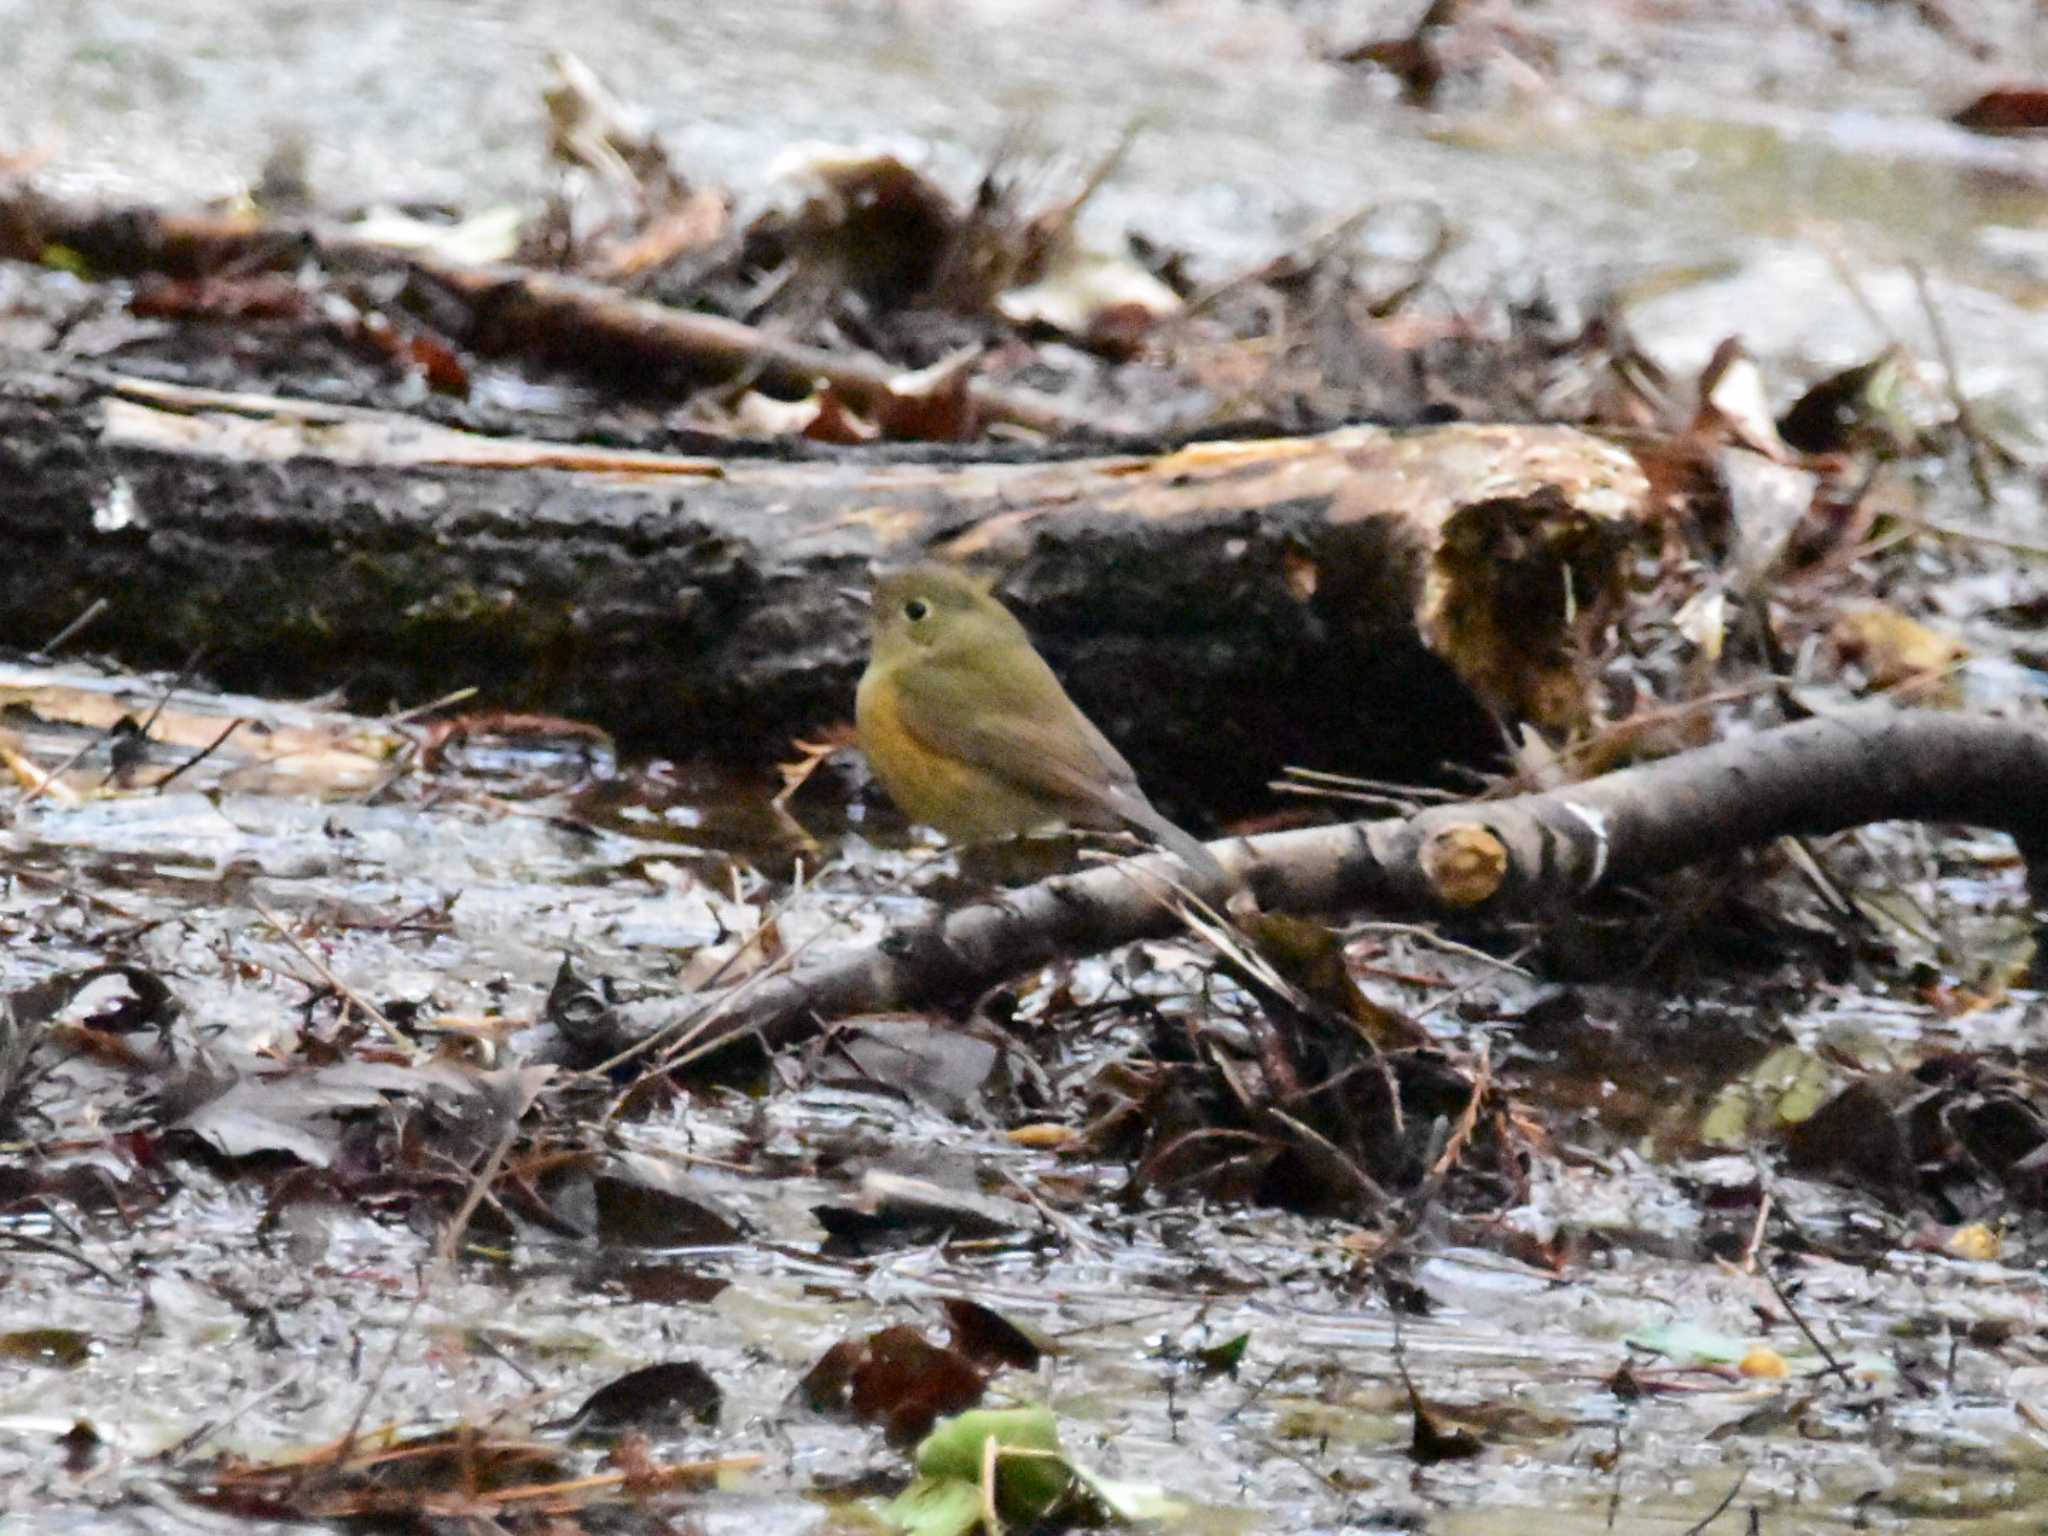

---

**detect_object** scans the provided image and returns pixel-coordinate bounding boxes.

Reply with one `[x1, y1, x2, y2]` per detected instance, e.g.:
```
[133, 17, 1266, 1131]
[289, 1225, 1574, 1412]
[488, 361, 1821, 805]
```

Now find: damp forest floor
[0, 654, 2044, 1536]
[7, 2, 2048, 1534]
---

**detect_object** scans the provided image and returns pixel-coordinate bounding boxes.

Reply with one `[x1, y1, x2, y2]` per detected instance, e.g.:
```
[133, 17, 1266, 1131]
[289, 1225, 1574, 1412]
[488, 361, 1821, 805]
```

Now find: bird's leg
[955, 832, 1085, 888]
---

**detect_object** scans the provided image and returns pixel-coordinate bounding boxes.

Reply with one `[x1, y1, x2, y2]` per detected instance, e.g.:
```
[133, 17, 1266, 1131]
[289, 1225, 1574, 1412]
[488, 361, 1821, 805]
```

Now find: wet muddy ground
[5, 2, 2048, 1534]
[1, 653, 2044, 1533]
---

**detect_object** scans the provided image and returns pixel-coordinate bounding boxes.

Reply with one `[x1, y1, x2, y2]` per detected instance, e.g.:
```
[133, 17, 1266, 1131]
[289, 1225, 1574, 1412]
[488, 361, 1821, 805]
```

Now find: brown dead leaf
[941, 1297, 1048, 1371]
[1954, 86, 2048, 134]
[798, 1324, 987, 1446]
[589, 187, 731, 280]
[997, 242, 1181, 357]
[731, 387, 879, 444]
[129, 273, 308, 322]
[1238, 912, 1431, 1050]
[878, 348, 983, 441]
[1406, 1386, 1484, 1464]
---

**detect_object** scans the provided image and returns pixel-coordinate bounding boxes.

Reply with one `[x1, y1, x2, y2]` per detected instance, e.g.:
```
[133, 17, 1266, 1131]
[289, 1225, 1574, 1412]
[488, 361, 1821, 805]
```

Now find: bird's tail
[1120, 801, 1232, 890]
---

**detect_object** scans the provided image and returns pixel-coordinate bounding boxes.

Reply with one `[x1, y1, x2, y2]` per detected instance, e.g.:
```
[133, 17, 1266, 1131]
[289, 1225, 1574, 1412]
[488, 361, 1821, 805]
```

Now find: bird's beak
[838, 586, 872, 607]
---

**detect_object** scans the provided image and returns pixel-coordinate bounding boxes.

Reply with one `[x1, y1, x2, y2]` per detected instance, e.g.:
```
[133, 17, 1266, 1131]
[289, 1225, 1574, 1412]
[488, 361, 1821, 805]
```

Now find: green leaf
[1070, 1462, 1191, 1523]
[884, 1476, 984, 1536]
[916, 1406, 1063, 1477]
[915, 1406, 1070, 1520]
[878, 1407, 1073, 1533]
[1193, 1333, 1250, 1376]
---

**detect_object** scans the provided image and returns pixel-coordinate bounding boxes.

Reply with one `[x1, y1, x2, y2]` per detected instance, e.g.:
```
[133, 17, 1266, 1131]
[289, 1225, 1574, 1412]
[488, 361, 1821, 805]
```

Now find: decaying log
[581, 707, 2048, 1065]
[0, 357, 1698, 808]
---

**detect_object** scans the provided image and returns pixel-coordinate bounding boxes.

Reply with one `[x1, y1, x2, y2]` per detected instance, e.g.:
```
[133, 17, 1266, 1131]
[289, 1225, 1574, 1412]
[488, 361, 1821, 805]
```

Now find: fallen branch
[580, 706, 2048, 1063]
[0, 186, 1094, 437]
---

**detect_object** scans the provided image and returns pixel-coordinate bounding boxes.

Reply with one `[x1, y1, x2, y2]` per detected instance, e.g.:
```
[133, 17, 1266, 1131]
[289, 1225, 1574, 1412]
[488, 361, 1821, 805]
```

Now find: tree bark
[573, 706, 2048, 1067]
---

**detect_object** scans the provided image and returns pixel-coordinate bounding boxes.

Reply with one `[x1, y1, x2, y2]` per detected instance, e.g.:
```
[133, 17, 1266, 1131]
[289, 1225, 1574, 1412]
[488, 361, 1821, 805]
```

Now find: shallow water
[6, 0, 2048, 404]
[0, 661, 2043, 1533]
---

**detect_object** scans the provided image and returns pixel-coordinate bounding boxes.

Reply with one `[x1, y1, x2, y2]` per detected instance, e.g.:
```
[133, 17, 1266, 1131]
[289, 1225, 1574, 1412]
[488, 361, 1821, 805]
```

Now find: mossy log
[0, 359, 1710, 813]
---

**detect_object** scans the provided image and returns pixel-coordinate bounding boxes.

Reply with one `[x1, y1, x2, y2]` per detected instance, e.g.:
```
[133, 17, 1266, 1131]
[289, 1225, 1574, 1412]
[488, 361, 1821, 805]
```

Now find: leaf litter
[8, 12, 2048, 1535]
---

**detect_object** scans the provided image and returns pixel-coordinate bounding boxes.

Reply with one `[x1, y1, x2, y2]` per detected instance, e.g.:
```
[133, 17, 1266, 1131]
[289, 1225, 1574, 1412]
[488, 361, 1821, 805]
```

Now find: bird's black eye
[903, 598, 929, 622]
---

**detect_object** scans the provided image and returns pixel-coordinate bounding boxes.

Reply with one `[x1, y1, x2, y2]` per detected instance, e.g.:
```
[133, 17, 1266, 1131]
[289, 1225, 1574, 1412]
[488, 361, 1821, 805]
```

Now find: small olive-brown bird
[856, 563, 1226, 885]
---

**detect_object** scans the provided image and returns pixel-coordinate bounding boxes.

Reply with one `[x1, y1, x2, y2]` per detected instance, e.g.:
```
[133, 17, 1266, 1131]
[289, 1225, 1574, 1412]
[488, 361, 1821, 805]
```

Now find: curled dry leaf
[756, 144, 960, 308]
[1692, 338, 1791, 462]
[731, 385, 879, 444]
[171, 1057, 480, 1168]
[940, 1297, 1047, 1371]
[544, 49, 682, 207]
[878, 348, 982, 441]
[997, 242, 1181, 357]
[1777, 347, 1910, 457]
[588, 187, 731, 280]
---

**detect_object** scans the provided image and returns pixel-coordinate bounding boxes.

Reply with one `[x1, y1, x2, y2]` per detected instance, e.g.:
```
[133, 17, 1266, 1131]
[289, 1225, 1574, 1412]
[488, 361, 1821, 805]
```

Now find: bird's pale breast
[856, 668, 1064, 837]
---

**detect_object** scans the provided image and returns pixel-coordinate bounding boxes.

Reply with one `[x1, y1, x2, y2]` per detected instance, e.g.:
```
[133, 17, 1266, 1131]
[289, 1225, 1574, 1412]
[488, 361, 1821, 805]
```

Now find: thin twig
[620, 854, 940, 1084]
[1349, 922, 1535, 978]
[385, 686, 480, 726]
[1423, 1042, 1489, 1182]
[1679, 1467, 1750, 1536]
[9, 735, 96, 812]
[1247, 1432, 1353, 1500]
[35, 597, 108, 659]
[1810, 232, 1900, 353]
[1276, 765, 1461, 802]
[1758, 1249, 1855, 1388]
[357, 737, 421, 805]
[5, 866, 138, 919]
[248, 896, 418, 1058]
[1893, 513, 2048, 561]
[164, 1366, 312, 1460]
[0, 1229, 126, 1288]
[1909, 260, 1995, 506]
[1183, 203, 1381, 318]
[587, 888, 822, 1088]
[336, 1283, 429, 1463]
[1733, 1190, 1772, 1274]
[151, 717, 245, 794]
[979, 1421, 1004, 1536]
[1412, 943, 1535, 1025]
[1268, 1107, 1396, 1208]
[135, 646, 208, 739]
[430, 1119, 522, 1283]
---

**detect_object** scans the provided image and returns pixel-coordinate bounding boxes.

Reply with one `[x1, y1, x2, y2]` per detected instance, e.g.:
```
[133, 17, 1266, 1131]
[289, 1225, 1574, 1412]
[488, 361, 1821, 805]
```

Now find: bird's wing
[887, 645, 1141, 821]
[888, 646, 1228, 885]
